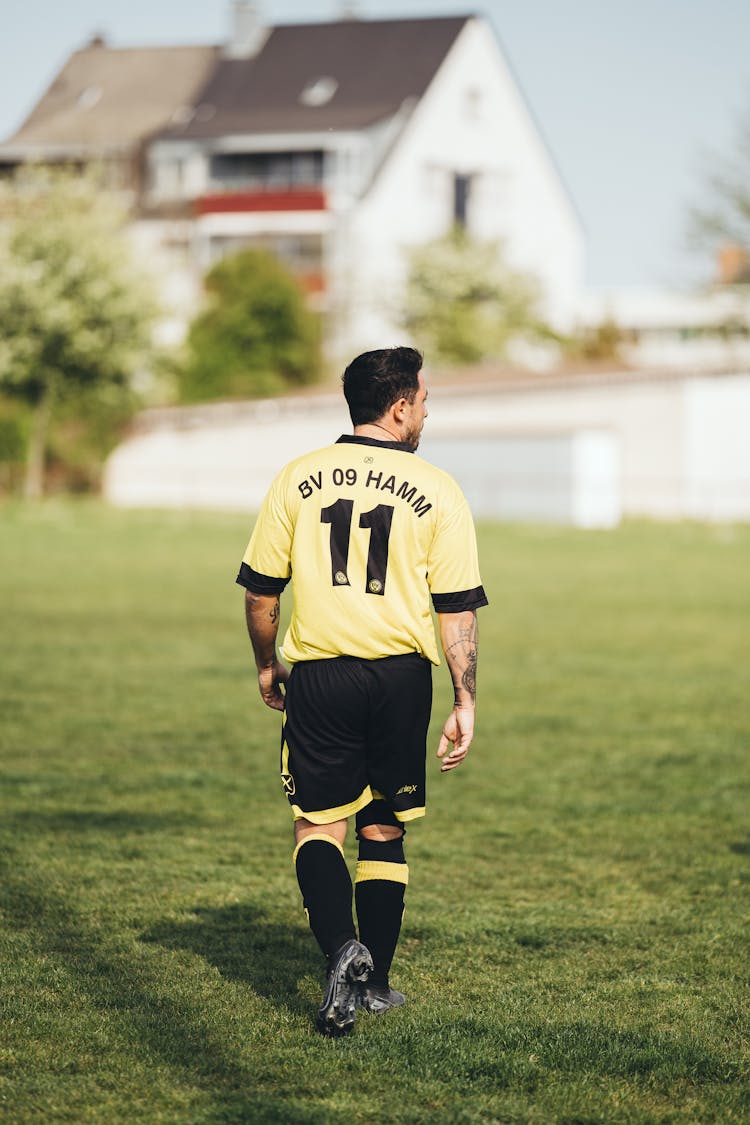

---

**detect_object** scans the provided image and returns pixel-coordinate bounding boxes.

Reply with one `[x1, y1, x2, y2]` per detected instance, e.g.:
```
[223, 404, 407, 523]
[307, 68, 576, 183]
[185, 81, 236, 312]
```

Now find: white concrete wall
[425, 374, 686, 520]
[419, 430, 621, 527]
[105, 395, 349, 512]
[104, 371, 750, 524]
[683, 374, 750, 521]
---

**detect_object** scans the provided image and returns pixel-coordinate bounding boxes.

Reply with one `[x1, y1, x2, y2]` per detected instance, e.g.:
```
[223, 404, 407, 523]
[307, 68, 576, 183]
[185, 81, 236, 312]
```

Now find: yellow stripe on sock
[355, 860, 409, 885]
[394, 805, 426, 823]
[292, 833, 345, 865]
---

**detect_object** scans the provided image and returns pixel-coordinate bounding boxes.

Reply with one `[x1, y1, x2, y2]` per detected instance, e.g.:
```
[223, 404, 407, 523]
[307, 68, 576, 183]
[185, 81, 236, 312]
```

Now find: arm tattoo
[444, 614, 478, 705]
[269, 600, 280, 624]
[461, 650, 477, 699]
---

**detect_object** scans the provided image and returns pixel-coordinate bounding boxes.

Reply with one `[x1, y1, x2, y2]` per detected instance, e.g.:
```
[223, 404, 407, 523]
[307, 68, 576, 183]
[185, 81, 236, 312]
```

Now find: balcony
[195, 189, 327, 215]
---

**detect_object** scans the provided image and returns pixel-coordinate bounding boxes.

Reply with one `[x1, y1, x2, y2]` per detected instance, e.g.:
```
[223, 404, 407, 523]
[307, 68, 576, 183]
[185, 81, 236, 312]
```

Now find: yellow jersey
[236, 435, 488, 665]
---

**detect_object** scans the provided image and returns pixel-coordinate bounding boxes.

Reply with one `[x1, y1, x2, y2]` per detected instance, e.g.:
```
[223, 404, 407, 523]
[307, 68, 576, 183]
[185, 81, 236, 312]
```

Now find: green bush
[181, 249, 321, 402]
[46, 381, 138, 494]
[0, 410, 24, 463]
[0, 170, 156, 497]
[565, 317, 625, 364]
[0, 401, 26, 495]
[403, 227, 553, 365]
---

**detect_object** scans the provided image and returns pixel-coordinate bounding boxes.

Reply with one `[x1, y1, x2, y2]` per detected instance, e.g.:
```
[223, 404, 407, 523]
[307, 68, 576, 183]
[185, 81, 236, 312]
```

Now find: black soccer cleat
[315, 940, 373, 1037]
[357, 983, 406, 1015]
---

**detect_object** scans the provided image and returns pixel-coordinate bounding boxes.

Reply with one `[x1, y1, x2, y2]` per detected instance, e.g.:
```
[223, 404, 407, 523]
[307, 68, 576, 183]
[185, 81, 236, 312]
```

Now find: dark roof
[161, 16, 472, 139]
[1, 43, 219, 153]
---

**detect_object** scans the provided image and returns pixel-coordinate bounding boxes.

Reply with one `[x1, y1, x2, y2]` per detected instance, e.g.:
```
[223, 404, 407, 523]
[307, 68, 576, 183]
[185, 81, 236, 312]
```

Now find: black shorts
[280, 652, 433, 824]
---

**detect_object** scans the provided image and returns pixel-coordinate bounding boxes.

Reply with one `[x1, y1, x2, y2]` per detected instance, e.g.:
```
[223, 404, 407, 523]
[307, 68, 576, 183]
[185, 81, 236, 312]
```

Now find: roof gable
[2, 43, 219, 151]
[162, 16, 472, 138]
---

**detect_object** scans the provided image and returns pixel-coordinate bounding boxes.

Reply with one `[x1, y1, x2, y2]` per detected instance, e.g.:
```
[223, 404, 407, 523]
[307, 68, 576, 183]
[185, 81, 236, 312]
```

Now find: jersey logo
[281, 772, 296, 796]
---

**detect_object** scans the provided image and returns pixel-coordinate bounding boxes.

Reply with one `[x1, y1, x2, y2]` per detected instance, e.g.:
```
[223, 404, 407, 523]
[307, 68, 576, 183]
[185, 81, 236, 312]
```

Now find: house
[577, 286, 750, 372]
[0, 6, 584, 357]
[0, 37, 219, 196]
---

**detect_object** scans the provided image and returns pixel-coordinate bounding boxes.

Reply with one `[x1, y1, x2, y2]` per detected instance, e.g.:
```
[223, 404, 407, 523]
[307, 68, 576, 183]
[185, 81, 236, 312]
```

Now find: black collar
[336, 434, 414, 454]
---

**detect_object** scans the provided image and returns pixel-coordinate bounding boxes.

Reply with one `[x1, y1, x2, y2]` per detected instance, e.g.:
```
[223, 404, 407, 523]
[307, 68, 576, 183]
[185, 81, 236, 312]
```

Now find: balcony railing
[196, 189, 327, 214]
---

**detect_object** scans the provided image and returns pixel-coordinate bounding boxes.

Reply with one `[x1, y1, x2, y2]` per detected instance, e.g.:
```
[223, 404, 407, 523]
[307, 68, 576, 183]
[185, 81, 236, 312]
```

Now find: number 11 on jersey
[320, 501, 394, 595]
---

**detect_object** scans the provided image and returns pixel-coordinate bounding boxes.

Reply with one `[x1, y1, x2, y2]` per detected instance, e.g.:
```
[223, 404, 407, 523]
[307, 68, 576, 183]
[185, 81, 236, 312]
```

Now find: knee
[294, 817, 348, 847]
[359, 823, 403, 842]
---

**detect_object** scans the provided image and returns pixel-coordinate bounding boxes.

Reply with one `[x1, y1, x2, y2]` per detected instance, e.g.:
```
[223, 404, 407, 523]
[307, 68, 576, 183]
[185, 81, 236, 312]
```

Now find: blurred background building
[0, 4, 583, 355]
[1, 1, 748, 524]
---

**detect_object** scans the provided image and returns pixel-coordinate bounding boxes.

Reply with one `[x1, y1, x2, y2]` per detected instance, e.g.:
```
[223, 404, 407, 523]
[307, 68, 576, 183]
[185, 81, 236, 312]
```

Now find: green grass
[1, 502, 748, 1124]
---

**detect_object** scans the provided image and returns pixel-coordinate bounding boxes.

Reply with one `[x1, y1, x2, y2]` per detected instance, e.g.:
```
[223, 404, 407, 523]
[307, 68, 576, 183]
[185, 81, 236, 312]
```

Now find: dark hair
[342, 347, 423, 425]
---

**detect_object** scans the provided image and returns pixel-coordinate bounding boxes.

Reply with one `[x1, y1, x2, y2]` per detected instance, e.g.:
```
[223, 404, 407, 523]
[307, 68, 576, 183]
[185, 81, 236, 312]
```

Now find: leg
[293, 817, 354, 960]
[293, 816, 373, 1037]
[282, 659, 378, 1033]
[354, 802, 408, 1013]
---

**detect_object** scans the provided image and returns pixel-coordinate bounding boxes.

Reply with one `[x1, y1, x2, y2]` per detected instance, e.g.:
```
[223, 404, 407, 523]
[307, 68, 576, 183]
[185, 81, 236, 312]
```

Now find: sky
[1, 0, 748, 291]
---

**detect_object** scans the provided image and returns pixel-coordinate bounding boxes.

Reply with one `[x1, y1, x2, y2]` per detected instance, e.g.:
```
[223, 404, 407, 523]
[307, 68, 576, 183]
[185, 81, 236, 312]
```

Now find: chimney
[225, 1, 269, 59]
[718, 244, 750, 285]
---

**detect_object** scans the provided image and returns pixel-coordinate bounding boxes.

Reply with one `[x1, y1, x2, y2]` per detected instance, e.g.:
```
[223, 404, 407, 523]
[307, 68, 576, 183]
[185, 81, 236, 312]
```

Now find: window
[453, 173, 472, 228]
[77, 86, 102, 109]
[464, 87, 482, 120]
[209, 151, 325, 191]
[299, 77, 338, 107]
[209, 234, 323, 273]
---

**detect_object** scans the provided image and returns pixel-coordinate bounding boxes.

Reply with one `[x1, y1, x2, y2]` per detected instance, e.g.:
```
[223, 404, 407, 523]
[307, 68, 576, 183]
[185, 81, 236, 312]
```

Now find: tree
[402, 227, 554, 366]
[0, 171, 156, 497]
[689, 106, 750, 282]
[182, 248, 321, 402]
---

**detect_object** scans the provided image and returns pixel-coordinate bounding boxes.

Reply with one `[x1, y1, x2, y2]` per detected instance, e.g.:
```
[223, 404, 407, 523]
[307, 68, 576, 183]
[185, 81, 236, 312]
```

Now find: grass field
[1, 502, 748, 1124]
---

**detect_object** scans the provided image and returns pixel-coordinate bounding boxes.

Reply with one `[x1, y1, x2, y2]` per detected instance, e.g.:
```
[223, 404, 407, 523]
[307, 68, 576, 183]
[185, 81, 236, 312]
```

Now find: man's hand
[436, 706, 475, 772]
[257, 659, 289, 711]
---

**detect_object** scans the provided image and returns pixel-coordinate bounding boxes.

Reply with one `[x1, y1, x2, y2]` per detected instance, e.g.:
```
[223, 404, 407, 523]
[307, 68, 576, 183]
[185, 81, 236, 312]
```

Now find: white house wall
[341, 17, 584, 352]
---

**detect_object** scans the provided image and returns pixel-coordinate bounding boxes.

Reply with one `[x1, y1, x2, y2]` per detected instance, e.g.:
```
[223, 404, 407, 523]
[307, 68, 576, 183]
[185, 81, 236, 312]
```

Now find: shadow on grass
[3, 809, 190, 834]
[0, 849, 333, 1123]
[142, 904, 321, 1016]
[1, 844, 742, 1121]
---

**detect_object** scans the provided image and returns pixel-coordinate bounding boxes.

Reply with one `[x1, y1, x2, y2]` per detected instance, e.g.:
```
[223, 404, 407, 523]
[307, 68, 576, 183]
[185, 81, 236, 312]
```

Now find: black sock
[294, 835, 356, 960]
[355, 836, 408, 988]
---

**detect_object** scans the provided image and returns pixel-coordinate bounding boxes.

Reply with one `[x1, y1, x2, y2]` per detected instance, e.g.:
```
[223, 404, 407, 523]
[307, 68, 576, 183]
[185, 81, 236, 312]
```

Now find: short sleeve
[235, 475, 294, 594]
[427, 487, 488, 613]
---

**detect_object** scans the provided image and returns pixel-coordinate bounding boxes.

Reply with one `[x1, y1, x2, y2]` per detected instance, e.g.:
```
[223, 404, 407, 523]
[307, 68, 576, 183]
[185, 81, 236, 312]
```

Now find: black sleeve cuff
[431, 585, 489, 613]
[235, 562, 290, 594]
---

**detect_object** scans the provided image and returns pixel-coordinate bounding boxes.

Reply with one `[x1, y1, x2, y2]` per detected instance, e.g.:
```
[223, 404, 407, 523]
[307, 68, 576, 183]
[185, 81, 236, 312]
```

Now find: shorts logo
[368, 579, 382, 593]
[335, 571, 348, 584]
[396, 784, 418, 796]
[281, 772, 296, 796]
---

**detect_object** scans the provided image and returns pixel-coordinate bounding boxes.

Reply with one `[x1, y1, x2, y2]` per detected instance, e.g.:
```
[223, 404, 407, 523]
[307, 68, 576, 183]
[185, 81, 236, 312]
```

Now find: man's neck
[354, 421, 402, 443]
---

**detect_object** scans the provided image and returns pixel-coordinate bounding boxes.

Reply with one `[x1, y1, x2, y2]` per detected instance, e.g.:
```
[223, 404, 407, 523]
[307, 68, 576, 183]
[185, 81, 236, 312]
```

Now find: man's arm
[436, 609, 478, 772]
[244, 589, 289, 711]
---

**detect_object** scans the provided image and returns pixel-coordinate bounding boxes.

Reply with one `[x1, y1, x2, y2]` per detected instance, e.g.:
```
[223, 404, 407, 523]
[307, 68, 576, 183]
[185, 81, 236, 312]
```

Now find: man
[236, 347, 487, 1037]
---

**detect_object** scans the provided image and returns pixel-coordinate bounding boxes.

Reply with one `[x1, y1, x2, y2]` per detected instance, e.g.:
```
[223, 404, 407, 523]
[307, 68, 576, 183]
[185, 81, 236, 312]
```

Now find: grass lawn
[0, 502, 748, 1124]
